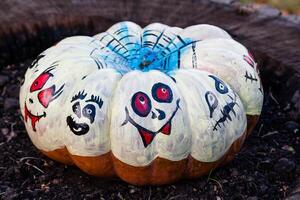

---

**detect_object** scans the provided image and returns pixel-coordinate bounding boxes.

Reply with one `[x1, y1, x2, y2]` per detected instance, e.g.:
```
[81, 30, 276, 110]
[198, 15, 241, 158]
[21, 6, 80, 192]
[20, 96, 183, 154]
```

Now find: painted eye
[208, 75, 228, 94]
[205, 91, 218, 118]
[152, 82, 173, 103]
[219, 83, 225, 90]
[82, 104, 96, 123]
[30, 73, 52, 92]
[37, 85, 55, 108]
[243, 55, 255, 68]
[131, 92, 151, 117]
[72, 102, 81, 118]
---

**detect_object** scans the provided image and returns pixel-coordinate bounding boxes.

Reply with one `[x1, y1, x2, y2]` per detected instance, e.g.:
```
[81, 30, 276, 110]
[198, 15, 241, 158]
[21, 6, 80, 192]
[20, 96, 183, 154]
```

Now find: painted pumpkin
[19, 21, 263, 185]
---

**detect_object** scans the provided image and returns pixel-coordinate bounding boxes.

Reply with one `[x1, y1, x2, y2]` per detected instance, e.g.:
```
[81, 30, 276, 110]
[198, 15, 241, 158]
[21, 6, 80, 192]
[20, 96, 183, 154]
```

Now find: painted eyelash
[71, 90, 87, 102]
[30, 54, 45, 68]
[245, 71, 258, 83]
[86, 95, 103, 108]
[36, 61, 59, 75]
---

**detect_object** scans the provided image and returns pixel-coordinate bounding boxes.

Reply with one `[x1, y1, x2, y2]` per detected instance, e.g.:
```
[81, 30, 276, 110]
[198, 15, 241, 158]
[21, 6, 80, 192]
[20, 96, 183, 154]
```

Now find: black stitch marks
[245, 71, 258, 83]
[213, 94, 238, 131]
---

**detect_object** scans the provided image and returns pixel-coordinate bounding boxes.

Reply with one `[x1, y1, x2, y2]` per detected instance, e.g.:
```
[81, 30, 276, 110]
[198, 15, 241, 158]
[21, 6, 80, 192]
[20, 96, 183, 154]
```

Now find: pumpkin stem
[140, 59, 152, 69]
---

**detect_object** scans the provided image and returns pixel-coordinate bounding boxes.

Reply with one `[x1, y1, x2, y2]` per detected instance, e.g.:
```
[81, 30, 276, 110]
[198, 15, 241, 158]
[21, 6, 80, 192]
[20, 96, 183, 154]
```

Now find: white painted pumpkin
[19, 21, 263, 185]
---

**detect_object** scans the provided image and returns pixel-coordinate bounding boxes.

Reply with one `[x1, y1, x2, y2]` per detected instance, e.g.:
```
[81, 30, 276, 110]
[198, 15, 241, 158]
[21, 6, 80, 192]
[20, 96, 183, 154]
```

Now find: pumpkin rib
[172, 69, 247, 163]
[179, 24, 232, 42]
[110, 70, 191, 167]
[179, 39, 263, 116]
[246, 115, 260, 137]
[70, 152, 116, 177]
[112, 154, 188, 185]
[40, 147, 74, 165]
[185, 129, 247, 179]
[112, 129, 247, 185]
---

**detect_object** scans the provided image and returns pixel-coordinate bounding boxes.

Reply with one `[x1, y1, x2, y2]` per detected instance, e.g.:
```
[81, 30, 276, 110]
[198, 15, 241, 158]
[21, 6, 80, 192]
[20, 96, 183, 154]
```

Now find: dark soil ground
[0, 60, 299, 200]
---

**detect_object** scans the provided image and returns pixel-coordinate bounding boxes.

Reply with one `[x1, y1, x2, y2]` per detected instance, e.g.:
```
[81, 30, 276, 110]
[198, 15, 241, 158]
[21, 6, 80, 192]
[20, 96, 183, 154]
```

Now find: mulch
[0, 60, 299, 199]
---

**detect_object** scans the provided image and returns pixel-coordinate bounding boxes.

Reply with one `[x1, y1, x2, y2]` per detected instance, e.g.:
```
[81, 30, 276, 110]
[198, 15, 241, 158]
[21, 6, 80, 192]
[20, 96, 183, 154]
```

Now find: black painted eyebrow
[85, 95, 103, 108]
[30, 54, 45, 68]
[71, 90, 87, 102]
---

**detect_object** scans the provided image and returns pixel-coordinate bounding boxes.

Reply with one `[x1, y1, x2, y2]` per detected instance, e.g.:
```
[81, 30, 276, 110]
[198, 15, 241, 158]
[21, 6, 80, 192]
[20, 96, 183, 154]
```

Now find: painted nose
[151, 111, 157, 119]
[152, 108, 165, 120]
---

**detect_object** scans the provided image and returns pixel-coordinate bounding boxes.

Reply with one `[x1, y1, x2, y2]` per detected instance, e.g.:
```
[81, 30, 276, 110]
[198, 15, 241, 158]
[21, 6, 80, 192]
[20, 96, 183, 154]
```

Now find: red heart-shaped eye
[38, 85, 55, 108]
[131, 92, 151, 117]
[30, 73, 52, 92]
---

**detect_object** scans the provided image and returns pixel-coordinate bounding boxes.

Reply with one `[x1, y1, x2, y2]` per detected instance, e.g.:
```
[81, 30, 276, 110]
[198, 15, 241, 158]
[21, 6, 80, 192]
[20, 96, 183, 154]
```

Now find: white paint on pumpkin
[20, 21, 263, 167]
[178, 39, 263, 115]
[172, 69, 247, 162]
[20, 39, 105, 151]
[64, 69, 121, 156]
[180, 24, 232, 40]
[110, 70, 191, 166]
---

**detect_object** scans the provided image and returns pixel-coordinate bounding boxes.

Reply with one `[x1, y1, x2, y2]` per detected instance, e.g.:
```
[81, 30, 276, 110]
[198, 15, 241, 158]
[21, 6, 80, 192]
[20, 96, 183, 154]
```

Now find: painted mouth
[24, 103, 46, 131]
[122, 99, 180, 147]
[213, 94, 238, 131]
[66, 116, 89, 136]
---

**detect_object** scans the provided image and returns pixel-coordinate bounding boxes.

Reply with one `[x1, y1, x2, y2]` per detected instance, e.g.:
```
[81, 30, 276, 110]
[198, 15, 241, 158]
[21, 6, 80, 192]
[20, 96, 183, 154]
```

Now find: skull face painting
[179, 38, 263, 116]
[64, 69, 121, 156]
[205, 75, 239, 131]
[243, 51, 263, 93]
[20, 37, 109, 152]
[67, 90, 103, 136]
[122, 82, 180, 147]
[110, 70, 191, 166]
[24, 65, 65, 131]
[173, 70, 246, 162]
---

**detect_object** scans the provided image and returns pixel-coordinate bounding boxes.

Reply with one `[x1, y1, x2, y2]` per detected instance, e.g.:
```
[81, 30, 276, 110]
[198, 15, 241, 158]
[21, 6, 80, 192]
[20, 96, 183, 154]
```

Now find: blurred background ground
[240, 0, 300, 14]
[0, 0, 299, 199]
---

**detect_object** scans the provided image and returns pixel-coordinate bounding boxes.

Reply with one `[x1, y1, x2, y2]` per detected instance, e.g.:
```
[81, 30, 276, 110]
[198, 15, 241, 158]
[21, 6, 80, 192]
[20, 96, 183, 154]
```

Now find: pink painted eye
[248, 50, 254, 60]
[131, 92, 151, 117]
[152, 82, 173, 103]
[30, 73, 52, 92]
[38, 85, 55, 108]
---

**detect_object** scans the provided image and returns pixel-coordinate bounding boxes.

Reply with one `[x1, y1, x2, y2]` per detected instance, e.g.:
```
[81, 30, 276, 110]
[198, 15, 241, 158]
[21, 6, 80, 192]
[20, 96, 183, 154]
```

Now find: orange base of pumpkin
[246, 115, 260, 137]
[70, 153, 116, 177]
[38, 115, 259, 185]
[112, 128, 247, 185]
[41, 147, 73, 165]
[112, 155, 187, 185]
